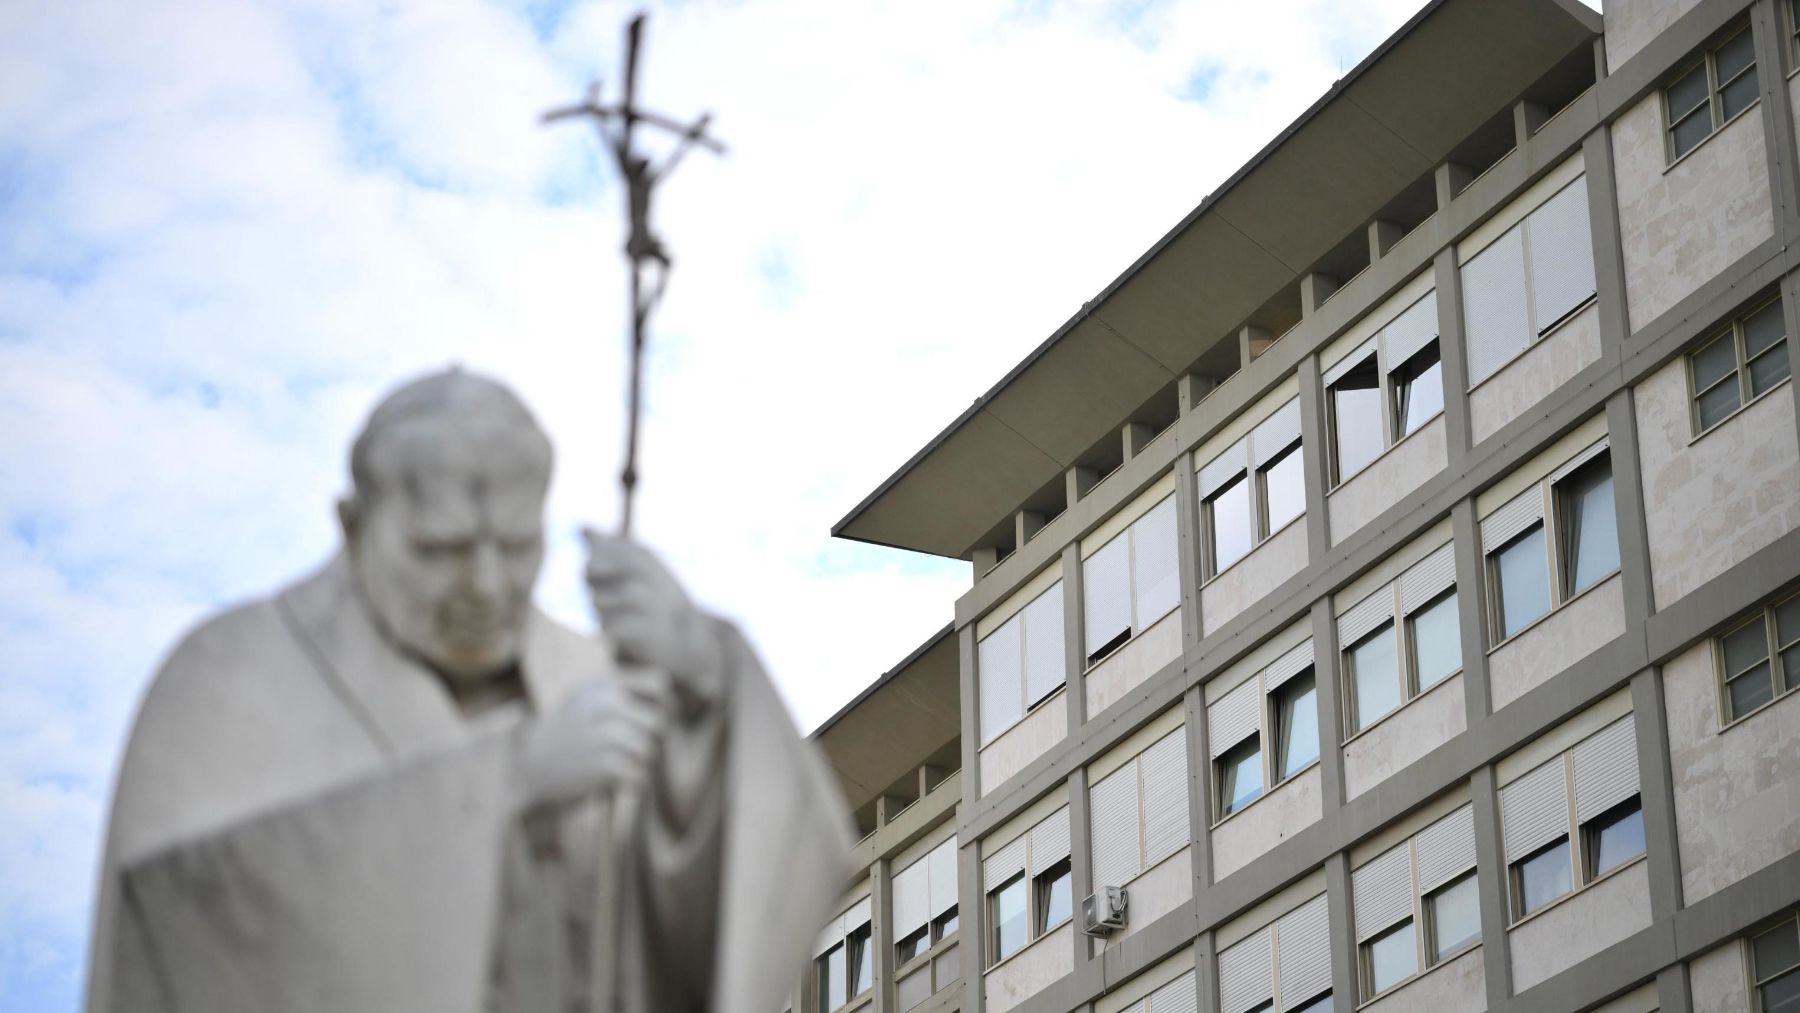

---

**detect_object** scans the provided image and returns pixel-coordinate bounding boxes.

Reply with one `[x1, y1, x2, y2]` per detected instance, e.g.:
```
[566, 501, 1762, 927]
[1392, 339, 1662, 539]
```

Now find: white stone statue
[84, 370, 850, 1013]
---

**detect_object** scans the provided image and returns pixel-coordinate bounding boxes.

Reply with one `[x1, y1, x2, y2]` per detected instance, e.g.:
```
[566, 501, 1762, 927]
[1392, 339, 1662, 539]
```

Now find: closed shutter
[1525, 179, 1596, 333]
[846, 895, 872, 931]
[1481, 490, 1544, 553]
[1084, 535, 1133, 655]
[1252, 399, 1303, 466]
[928, 837, 959, 918]
[1324, 339, 1378, 386]
[1029, 806, 1072, 875]
[1572, 717, 1640, 824]
[1501, 759, 1571, 861]
[1149, 969, 1199, 1013]
[1218, 927, 1275, 1013]
[815, 911, 844, 956]
[1385, 290, 1441, 366]
[1140, 730, 1191, 866]
[892, 854, 930, 942]
[1090, 763, 1141, 889]
[982, 835, 1026, 892]
[1276, 894, 1332, 1007]
[1209, 679, 1261, 757]
[1353, 845, 1413, 941]
[1462, 226, 1532, 383]
[1132, 495, 1181, 627]
[1199, 440, 1248, 497]
[1264, 639, 1315, 692]
[1415, 804, 1477, 893]
[978, 620, 1023, 743]
[1550, 438, 1610, 483]
[1337, 588, 1394, 648]
[1400, 543, 1457, 614]
[1022, 581, 1067, 706]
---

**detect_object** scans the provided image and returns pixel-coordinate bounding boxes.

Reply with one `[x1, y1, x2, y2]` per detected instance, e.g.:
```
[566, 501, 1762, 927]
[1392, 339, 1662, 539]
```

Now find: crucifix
[545, 12, 724, 537]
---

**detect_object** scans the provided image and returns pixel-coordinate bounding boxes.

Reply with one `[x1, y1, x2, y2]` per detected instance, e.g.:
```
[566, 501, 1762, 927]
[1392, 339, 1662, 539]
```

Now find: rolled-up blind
[1353, 844, 1414, 941]
[1385, 289, 1441, 366]
[982, 835, 1026, 891]
[1199, 439, 1248, 497]
[1338, 588, 1394, 648]
[1462, 226, 1532, 383]
[1400, 543, 1457, 614]
[1501, 759, 1571, 861]
[1276, 894, 1332, 1007]
[1324, 340, 1378, 386]
[1482, 490, 1544, 553]
[1525, 179, 1596, 334]
[1084, 536, 1133, 656]
[1264, 639, 1314, 691]
[846, 895, 872, 930]
[1023, 581, 1066, 705]
[978, 620, 1022, 743]
[1572, 717, 1639, 824]
[1550, 438, 1610, 483]
[1090, 764, 1141, 889]
[1252, 399, 1303, 466]
[1132, 496, 1181, 627]
[1217, 927, 1274, 1013]
[1141, 729, 1191, 866]
[892, 854, 930, 941]
[1209, 679, 1261, 758]
[928, 837, 959, 918]
[1029, 806, 1072, 876]
[1149, 969, 1199, 1013]
[1415, 804, 1477, 893]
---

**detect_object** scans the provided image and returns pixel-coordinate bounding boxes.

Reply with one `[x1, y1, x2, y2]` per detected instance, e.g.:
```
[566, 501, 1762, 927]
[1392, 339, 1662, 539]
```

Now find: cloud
[0, 0, 1462, 1008]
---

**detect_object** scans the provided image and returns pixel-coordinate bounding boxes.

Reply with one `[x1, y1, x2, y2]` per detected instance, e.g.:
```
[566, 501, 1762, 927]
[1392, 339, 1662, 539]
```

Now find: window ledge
[1201, 513, 1307, 589]
[896, 929, 963, 978]
[1486, 569, 1622, 655]
[1687, 375, 1792, 447]
[1210, 759, 1320, 831]
[1465, 295, 1598, 398]
[1083, 605, 1180, 673]
[1354, 942, 1483, 1010]
[1341, 667, 1464, 748]
[1506, 852, 1646, 931]
[980, 686, 1068, 749]
[982, 920, 1068, 977]
[1717, 680, 1800, 735]
[1663, 99, 1760, 176]
[1329, 408, 1446, 493]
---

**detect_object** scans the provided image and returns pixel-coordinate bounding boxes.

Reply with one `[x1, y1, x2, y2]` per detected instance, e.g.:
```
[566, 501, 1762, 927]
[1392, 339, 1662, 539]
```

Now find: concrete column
[1194, 932, 1222, 1013]
[1295, 353, 1333, 563]
[1016, 509, 1046, 549]
[873, 856, 897, 1013]
[1124, 421, 1156, 460]
[958, 839, 987, 1013]
[1368, 219, 1406, 262]
[1605, 391, 1656, 625]
[1631, 668, 1686, 923]
[960, 625, 982, 805]
[1324, 852, 1360, 1007]
[1309, 598, 1349, 812]
[1511, 99, 1548, 149]
[1433, 248, 1475, 462]
[1184, 683, 1217, 889]
[1300, 273, 1338, 316]
[1582, 126, 1631, 356]
[1450, 498, 1495, 726]
[1180, 373, 1219, 415]
[1435, 162, 1475, 209]
[1657, 962, 1696, 1013]
[1067, 465, 1099, 507]
[1063, 543, 1088, 730]
[1068, 766, 1095, 972]
[1752, 0, 1800, 245]
[1238, 325, 1273, 368]
[1470, 765, 1515, 1006]
[972, 546, 1000, 576]
[1173, 450, 1205, 652]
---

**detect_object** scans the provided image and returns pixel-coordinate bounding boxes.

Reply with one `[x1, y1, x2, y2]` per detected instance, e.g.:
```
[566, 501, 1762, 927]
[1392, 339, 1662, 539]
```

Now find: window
[1426, 873, 1481, 962]
[1690, 296, 1791, 434]
[816, 899, 873, 1010]
[817, 942, 847, 1010]
[1274, 673, 1319, 779]
[988, 873, 1027, 963]
[1083, 494, 1179, 665]
[1033, 859, 1072, 933]
[1393, 341, 1444, 438]
[1511, 837, 1573, 917]
[977, 580, 1065, 743]
[1329, 354, 1384, 483]
[1753, 916, 1800, 1012]
[1719, 591, 1800, 721]
[1409, 591, 1461, 692]
[1555, 454, 1618, 597]
[1347, 623, 1401, 733]
[1217, 734, 1263, 818]
[1489, 524, 1551, 641]
[934, 906, 959, 939]
[1665, 25, 1758, 161]
[1461, 180, 1597, 384]
[1363, 920, 1416, 997]
[1582, 796, 1645, 880]
[896, 925, 930, 965]
[1337, 543, 1461, 737]
[1483, 440, 1618, 645]
[1323, 289, 1442, 487]
[1260, 444, 1307, 535]
[1090, 727, 1190, 890]
[1206, 476, 1254, 575]
[1198, 397, 1305, 579]
[1218, 895, 1330, 1013]
[893, 833, 959, 997]
[1291, 996, 1334, 1013]
[847, 923, 873, 998]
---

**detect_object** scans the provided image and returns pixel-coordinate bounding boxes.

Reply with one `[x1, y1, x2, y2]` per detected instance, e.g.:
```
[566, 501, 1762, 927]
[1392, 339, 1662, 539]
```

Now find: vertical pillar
[1184, 683, 1217, 889]
[1434, 248, 1475, 462]
[1296, 353, 1333, 564]
[1435, 162, 1474, 209]
[960, 625, 982, 805]
[1300, 273, 1338, 316]
[1068, 767, 1095, 972]
[1752, 0, 1800, 245]
[1067, 465, 1099, 507]
[1451, 499, 1495, 727]
[1309, 598, 1348, 812]
[1583, 127, 1631, 357]
[1174, 450, 1205, 654]
[1470, 765, 1514, 1007]
[1631, 668, 1686, 923]
[1511, 100, 1548, 149]
[1324, 853, 1360, 1008]
[1368, 219, 1406, 262]
[1194, 932, 1223, 1013]
[1605, 391, 1656, 625]
[1063, 544, 1088, 730]
[873, 857, 896, 1013]
[1180, 373, 1219, 415]
[1657, 962, 1696, 1013]
[1124, 421, 1156, 460]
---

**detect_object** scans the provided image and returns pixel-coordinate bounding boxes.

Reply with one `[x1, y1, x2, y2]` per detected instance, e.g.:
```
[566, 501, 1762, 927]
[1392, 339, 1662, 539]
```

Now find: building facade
[805, 0, 1800, 1010]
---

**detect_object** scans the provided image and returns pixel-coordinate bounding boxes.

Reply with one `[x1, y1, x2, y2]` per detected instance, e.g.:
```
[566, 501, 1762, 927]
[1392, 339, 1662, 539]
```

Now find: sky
[0, 0, 1592, 1007]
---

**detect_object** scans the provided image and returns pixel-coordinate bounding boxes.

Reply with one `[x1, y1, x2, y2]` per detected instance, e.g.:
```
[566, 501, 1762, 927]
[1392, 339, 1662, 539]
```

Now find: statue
[83, 369, 851, 1013]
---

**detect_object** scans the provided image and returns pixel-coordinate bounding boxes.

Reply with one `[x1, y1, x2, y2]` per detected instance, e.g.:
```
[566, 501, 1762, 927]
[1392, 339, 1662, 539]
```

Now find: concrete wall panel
[1635, 356, 1800, 610]
[1344, 672, 1468, 800]
[1688, 937, 1750, 1013]
[1509, 858, 1653, 992]
[1470, 304, 1602, 446]
[1603, 0, 1705, 70]
[979, 694, 1067, 797]
[1094, 847, 1194, 956]
[1085, 611, 1183, 719]
[1490, 575, 1627, 711]
[984, 922, 1075, 1013]
[1202, 521, 1308, 634]
[1211, 766, 1323, 881]
[1613, 91, 1774, 332]
[1365, 945, 1486, 1013]
[1329, 416, 1449, 546]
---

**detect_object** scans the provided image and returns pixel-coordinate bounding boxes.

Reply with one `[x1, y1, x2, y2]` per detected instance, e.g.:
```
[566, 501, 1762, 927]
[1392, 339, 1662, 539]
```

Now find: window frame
[1032, 858, 1074, 936]
[986, 872, 1028, 966]
[1198, 398, 1307, 582]
[1715, 589, 1800, 726]
[1272, 670, 1321, 782]
[1423, 871, 1482, 966]
[1359, 917, 1419, 1000]
[1406, 588, 1462, 695]
[1392, 339, 1445, 441]
[976, 578, 1066, 746]
[1082, 494, 1181, 668]
[1552, 452, 1619, 600]
[1483, 443, 1620, 649]
[1202, 472, 1254, 579]
[1345, 621, 1403, 735]
[1508, 835, 1574, 920]
[1327, 350, 1388, 486]
[1686, 295, 1791, 437]
[1256, 439, 1307, 539]
[1752, 914, 1800, 1009]
[1580, 795, 1646, 882]
[846, 922, 874, 1000]
[1662, 23, 1760, 163]
[816, 940, 848, 1012]
[1214, 731, 1265, 820]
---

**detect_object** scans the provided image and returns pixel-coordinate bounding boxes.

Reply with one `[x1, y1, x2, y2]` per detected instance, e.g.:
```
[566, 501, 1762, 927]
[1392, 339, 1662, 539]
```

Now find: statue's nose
[467, 539, 506, 603]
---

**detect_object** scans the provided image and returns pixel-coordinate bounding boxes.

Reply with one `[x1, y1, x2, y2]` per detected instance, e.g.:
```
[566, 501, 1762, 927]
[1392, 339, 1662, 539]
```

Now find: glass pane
[1672, 106, 1713, 158]
[1411, 592, 1462, 691]
[1395, 344, 1444, 437]
[1516, 839, 1573, 916]
[1697, 378, 1743, 431]
[1722, 71, 1761, 121]
[1744, 300, 1786, 357]
[934, 907, 959, 940]
[1350, 625, 1401, 731]
[820, 944, 846, 1010]
[1762, 970, 1800, 1013]
[1036, 864, 1072, 931]
[1692, 333, 1739, 390]
[850, 928, 873, 996]
[1756, 922, 1800, 980]
[1751, 344, 1792, 395]
[1262, 446, 1307, 535]
[1209, 477, 1253, 574]
[1331, 357, 1385, 482]
[992, 877, 1027, 961]
[1590, 800, 1645, 876]
[1779, 596, 1800, 647]
[1292, 996, 1334, 1013]
[1278, 674, 1320, 779]
[897, 926, 930, 965]
[1494, 525, 1551, 640]
[1429, 874, 1482, 960]
[1666, 63, 1710, 120]
[1219, 737, 1264, 816]
[1728, 662, 1775, 718]
[1724, 621, 1771, 677]
[1562, 458, 1618, 594]
[1716, 29, 1756, 83]
[1366, 920, 1417, 996]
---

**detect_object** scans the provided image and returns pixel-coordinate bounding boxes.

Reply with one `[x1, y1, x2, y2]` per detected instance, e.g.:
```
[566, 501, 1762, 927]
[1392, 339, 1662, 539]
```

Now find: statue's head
[339, 369, 555, 684]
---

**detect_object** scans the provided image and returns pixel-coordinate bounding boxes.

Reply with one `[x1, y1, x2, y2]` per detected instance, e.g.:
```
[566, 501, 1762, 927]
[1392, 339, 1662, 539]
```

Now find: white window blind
[1089, 764, 1139, 891]
[1088, 728, 1191, 888]
[815, 895, 873, 957]
[1132, 495, 1181, 626]
[1264, 639, 1315, 691]
[978, 620, 1023, 743]
[1463, 177, 1595, 384]
[1023, 582, 1066, 707]
[979, 581, 1066, 743]
[1148, 969, 1199, 1013]
[1084, 536, 1133, 655]
[1400, 543, 1457, 614]
[982, 836, 1027, 892]
[1218, 927, 1274, 1013]
[1571, 717, 1639, 823]
[895, 836, 959, 942]
[1462, 227, 1532, 384]
[1481, 490, 1544, 553]
[1029, 806, 1072, 876]
[927, 837, 958, 917]
[1276, 894, 1333, 1007]
[1252, 399, 1303, 465]
[1209, 679, 1261, 757]
[1501, 759, 1570, 861]
[1526, 181, 1597, 334]
[1353, 844, 1414, 942]
[1337, 589, 1394, 649]
[1386, 289, 1442, 366]
[1415, 804, 1478, 894]
[1141, 730, 1191, 866]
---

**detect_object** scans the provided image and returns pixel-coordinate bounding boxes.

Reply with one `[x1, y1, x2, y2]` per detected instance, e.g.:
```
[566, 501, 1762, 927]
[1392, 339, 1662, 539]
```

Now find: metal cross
[544, 12, 724, 537]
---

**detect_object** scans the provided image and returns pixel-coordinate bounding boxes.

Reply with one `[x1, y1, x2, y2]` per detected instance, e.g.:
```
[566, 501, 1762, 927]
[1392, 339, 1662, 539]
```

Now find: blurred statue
[84, 369, 850, 1013]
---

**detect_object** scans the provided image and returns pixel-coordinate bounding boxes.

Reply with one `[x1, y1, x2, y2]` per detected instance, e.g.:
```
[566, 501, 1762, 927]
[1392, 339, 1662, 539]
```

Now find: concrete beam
[1368, 219, 1407, 262]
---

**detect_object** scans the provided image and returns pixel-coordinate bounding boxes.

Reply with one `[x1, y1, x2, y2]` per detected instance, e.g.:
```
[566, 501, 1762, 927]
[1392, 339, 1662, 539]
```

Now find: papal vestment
[84, 556, 849, 1013]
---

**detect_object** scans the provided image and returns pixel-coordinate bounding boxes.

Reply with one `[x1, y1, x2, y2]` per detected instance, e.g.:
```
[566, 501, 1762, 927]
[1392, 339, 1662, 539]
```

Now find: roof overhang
[810, 625, 960, 815]
[834, 0, 1602, 559]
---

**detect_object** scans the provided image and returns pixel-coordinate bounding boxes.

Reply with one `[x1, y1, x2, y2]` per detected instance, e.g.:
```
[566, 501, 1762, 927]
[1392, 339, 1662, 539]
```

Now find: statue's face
[347, 430, 549, 684]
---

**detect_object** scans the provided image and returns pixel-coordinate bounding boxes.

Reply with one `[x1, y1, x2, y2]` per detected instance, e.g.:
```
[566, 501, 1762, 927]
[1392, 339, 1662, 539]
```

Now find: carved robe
[84, 555, 849, 1013]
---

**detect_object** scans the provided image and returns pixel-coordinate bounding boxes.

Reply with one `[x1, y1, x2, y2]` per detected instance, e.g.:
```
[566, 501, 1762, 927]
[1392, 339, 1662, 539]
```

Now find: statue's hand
[516, 676, 666, 814]
[582, 529, 727, 721]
